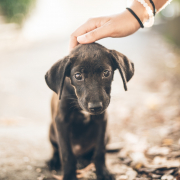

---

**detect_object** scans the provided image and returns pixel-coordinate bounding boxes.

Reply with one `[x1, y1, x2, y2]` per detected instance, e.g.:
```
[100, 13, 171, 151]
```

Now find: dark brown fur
[45, 43, 134, 180]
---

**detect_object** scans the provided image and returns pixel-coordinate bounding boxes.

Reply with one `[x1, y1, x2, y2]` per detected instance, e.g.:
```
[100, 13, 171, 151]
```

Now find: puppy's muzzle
[88, 102, 103, 113]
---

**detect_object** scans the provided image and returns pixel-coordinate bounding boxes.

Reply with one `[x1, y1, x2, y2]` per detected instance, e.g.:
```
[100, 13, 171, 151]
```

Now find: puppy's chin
[88, 109, 105, 115]
[80, 106, 103, 115]
[81, 109, 104, 116]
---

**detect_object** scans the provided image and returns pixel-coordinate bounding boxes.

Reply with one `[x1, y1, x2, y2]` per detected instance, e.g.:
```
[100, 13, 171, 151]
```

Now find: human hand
[69, 1, 150, 51]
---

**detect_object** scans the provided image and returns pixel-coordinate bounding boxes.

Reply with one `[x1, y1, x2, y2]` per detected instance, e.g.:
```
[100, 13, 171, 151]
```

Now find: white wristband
[127, 0, 173, 27]
[135, 0, 154, 27]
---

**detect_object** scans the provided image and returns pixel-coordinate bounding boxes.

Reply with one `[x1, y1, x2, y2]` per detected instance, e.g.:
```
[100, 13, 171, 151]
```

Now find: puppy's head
[45, 43, 134, 115]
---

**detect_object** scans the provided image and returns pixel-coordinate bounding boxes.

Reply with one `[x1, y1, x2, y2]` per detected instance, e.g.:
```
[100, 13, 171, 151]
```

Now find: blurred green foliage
[0, 0, 36, 25]
[157, 0, 180, 47]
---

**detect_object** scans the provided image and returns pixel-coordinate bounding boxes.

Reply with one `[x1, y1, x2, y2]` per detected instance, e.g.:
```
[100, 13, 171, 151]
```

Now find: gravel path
[0, 29, 179, 180]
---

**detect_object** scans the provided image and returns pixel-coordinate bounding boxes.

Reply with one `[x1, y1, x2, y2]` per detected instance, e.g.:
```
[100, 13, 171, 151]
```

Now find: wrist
[130, 0, 154, 23]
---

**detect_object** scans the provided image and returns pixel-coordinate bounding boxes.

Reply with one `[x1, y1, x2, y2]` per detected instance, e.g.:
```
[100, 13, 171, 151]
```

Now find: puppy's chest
[70, 110, 91, 124]
[69, 110, 94, 140]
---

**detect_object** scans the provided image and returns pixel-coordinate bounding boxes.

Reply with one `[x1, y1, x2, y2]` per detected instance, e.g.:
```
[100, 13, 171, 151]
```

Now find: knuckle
[90, 31, 95, 37]
[87, 31, 96, 41]
[83, 34, 89, 40]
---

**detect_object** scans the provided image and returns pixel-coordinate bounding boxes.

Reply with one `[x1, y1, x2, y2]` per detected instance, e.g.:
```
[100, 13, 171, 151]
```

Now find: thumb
[77, 25, 110, 44]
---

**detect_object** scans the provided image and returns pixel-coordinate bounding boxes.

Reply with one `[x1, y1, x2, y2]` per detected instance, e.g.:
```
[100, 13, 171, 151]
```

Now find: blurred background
[0, 0, 180, 180]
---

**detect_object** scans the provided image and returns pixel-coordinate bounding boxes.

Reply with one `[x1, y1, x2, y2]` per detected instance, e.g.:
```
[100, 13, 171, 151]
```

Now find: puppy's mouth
[88, 109, 105, 115]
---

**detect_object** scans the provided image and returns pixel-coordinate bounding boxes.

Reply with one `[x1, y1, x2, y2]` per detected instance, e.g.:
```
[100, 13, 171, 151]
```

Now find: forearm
[69, 0, 173, 50]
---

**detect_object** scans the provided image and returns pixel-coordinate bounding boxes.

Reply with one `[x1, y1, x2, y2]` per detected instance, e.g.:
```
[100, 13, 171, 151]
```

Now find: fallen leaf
[162, 139, 173, 146]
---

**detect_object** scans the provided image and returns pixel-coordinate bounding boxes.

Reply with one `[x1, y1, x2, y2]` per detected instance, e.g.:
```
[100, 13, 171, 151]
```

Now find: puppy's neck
[80, 110, 91, 123]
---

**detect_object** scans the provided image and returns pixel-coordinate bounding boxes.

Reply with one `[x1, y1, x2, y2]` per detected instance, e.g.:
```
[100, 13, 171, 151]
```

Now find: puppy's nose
[88, 102, 103, 112]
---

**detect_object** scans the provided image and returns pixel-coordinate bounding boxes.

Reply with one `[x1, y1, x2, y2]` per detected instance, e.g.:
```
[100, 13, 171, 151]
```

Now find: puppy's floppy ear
[45, 56, 70, 100]
[109, 50, 134, 91]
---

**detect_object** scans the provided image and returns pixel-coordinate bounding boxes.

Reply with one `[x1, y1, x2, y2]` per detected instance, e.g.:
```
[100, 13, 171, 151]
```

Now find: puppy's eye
[75, 73, 82, 80]
[103, 70, 110, 77]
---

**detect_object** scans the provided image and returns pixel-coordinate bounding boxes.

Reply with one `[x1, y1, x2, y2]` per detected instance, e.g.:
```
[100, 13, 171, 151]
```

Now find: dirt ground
[0, 29, 180, 180]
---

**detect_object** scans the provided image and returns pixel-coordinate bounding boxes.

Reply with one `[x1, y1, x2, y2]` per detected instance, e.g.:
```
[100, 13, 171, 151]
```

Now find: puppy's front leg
[55, 116, 77, 180]
[93, 115, 115, 180]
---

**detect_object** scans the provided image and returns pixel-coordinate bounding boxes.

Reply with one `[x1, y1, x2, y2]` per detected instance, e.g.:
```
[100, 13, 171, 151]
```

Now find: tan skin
[69, 0, 170, 51]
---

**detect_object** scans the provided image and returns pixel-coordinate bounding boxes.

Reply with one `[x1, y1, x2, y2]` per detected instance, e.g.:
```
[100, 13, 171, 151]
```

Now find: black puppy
[45, 43, 134, 180]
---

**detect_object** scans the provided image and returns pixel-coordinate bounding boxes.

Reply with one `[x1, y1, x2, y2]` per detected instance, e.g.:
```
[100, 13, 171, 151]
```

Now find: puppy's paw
[97, 169, 115, 180]
[46, 157, 61, 171]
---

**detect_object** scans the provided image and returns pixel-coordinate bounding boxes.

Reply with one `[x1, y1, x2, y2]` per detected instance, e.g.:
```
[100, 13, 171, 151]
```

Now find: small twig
[76, 163, 95, 178]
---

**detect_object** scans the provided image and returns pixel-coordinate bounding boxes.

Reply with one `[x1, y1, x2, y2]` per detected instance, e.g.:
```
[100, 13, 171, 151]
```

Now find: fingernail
[77, 35, 87, 43]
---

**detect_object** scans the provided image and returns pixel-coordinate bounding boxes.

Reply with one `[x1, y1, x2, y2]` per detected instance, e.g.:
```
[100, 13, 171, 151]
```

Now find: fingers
[77, 23, 112, 44]
[69, 18, 100, 51]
